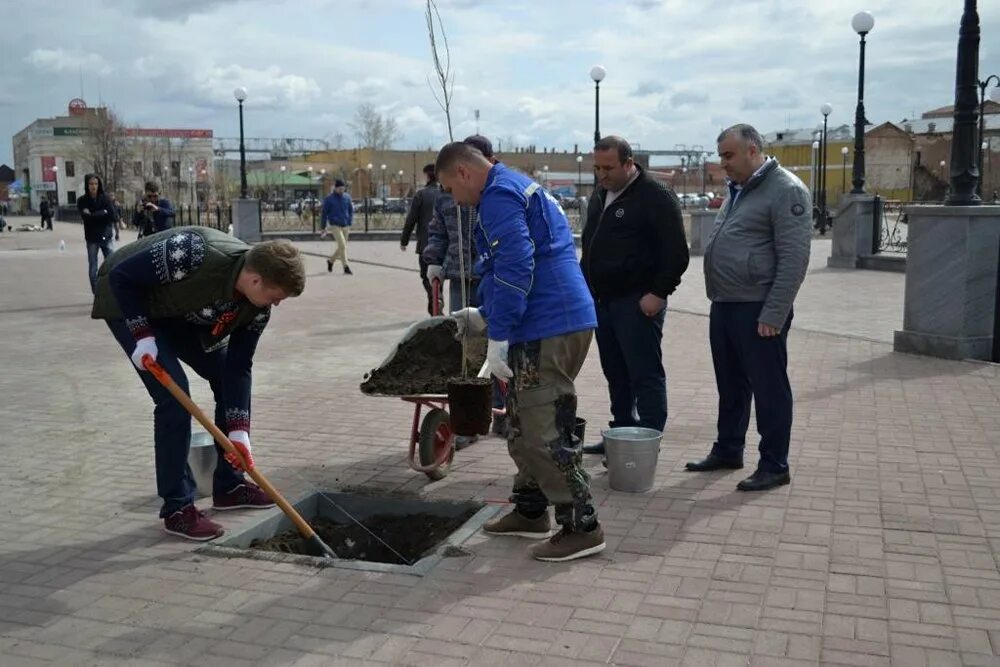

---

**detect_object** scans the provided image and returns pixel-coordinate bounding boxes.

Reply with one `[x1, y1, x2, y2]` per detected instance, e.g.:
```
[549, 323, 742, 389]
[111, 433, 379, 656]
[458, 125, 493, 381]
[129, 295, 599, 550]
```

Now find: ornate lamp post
[233, 87, 248, 198]
[811, 140, 820, 206]
[820, 102, 833, 226]
[365, 162, 372, 232]
[279, 165, 286, 216]
[841, 146, 850, 193]
[590, 65, 605, 185]
[976, 76, 999, 198]
[576, 154, 583, 193]
[945, 0, 982, 205]
[850, 11, 874, 194]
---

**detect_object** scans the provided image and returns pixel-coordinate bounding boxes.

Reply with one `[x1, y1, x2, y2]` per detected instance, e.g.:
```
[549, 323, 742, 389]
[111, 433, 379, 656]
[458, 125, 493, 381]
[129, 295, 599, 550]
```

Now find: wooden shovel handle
[142, 355, 319, 542]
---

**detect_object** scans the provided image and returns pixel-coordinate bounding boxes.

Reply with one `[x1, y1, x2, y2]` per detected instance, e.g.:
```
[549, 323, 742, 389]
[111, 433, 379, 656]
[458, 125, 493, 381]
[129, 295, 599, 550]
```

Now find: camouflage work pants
[506, 329, 596, 531]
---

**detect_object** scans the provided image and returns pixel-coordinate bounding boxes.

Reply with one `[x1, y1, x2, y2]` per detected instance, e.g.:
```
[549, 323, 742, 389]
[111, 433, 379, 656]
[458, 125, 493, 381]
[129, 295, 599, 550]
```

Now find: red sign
[68, 98, 87, 116]
[41, 156, 56, 182]
[125, 128, 213, 139]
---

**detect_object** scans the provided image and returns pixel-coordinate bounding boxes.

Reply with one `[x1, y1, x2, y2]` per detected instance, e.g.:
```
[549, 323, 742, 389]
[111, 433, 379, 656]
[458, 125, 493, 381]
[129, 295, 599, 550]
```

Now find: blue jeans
[107, 319, 246, 517]
[709, 301, 793, 473]
[87, 238, 115, 293]
[595, 292, 667, 432]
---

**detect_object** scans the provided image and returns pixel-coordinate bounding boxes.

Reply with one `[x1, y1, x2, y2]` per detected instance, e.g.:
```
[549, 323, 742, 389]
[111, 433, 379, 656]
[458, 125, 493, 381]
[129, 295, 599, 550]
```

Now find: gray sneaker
[528, 524, 606, 562]
[483, 509, 552, 539]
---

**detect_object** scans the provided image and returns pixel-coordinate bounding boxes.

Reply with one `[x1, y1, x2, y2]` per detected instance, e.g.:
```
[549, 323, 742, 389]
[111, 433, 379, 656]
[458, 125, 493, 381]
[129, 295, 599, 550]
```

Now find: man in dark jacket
[77, 174, 117, 293]
[91, 226, 306, 540]
[40, 198, 53, 230]
[685, 124, 811, 492]
[580, 136, 689, 455]
[402, 164, 442, 315]
[133, 181, 175, 237]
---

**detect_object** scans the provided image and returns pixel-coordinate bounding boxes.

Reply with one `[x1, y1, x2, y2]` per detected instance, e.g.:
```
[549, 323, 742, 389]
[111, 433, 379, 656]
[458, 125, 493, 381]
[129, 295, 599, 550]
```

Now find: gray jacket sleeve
[759, 184, 812, 328]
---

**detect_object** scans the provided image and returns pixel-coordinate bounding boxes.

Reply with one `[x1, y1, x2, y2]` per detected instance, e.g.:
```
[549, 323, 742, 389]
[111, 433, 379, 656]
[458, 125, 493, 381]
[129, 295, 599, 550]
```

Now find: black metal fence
[173, 204, 231, 231]
[871, 196, 911, 255]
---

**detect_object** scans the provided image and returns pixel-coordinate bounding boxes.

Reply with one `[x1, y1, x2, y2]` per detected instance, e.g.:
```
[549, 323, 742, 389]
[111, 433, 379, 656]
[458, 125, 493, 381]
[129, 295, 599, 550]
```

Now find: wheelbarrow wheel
[418, 408, 455, 481]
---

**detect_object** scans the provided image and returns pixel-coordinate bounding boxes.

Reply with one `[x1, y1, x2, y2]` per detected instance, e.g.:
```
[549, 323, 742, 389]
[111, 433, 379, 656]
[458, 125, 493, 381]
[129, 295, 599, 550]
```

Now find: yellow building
[765, 123, 913, 210]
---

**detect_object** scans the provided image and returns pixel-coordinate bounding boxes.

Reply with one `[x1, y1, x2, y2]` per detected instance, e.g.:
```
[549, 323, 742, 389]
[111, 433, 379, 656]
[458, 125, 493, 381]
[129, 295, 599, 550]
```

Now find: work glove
[427, 264, 444, 283]
[130, 336, 158, 371]
[486, 339, 513, 381]
[225, 430, 255, 471]
[451, 307, 487, 339]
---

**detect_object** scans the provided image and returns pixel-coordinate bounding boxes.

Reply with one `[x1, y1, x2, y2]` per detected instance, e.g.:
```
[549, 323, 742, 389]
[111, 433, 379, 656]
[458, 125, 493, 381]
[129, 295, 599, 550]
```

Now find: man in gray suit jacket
[686, 123, 811, 492]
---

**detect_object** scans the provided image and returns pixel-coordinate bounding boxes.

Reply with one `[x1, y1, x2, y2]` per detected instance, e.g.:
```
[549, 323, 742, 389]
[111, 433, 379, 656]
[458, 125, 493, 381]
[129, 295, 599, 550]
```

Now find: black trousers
[709, 301, 793, 473]
[418, 256, 442, 315]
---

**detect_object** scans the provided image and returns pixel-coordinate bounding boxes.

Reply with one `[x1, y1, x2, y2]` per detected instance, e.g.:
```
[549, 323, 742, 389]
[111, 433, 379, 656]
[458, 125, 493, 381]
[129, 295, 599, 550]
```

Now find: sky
[1, 0, 999, 167]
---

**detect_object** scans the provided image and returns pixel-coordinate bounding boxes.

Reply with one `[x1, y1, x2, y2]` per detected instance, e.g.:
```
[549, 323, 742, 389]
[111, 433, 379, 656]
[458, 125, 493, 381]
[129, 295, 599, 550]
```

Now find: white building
[12, 98, 214, 211]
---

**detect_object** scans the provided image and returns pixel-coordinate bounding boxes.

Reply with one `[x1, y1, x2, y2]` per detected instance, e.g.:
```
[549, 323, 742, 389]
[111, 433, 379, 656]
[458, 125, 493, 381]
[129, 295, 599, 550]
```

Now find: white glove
[225, 430, 255, 471]
[130, 336, 158, 371]
[486, 339, 513, 380]
[451, 307, 487, 339]
[427, 264, 444, 283]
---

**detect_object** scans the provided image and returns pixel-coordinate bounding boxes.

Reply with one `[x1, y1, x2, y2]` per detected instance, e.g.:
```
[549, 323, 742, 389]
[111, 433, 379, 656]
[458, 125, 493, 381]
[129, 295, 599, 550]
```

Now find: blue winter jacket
[321, 192, 353, 228]
[475, 163, 596, 345]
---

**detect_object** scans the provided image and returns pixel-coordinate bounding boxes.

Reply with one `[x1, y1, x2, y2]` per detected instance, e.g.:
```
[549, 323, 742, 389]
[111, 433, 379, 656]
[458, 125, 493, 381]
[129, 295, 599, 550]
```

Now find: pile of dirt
[249, 510, 478, 564]
[360, 318, 486, 396]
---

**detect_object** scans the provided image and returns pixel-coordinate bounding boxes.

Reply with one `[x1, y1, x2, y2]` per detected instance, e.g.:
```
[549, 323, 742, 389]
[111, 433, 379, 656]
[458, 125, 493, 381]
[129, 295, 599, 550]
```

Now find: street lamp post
[233, 87, 248, 199]
[51, 165, 59, 221]
[307, 166, 314, 232]
[188, 165, 194, 212]
[542, 164, 549, 190]
[701, 152, 708, 197]
[841, 146, 850, 193]
[820, 102, 833, 228]
[850, 11, 874, 194]
[940, 160, 947, 188]
[280, 165, 286, 217]
[576, 154, 583, 193]
[380, 164, 386, 209]
[365, 162, 372, 232]
[398, 169, 404, 197]
[590, 65, 605, 185]
[680, 158, 687, 207]
[945, 0, 984, 204]
[976, 76, 999, 198]
[812, 140, 820, 207]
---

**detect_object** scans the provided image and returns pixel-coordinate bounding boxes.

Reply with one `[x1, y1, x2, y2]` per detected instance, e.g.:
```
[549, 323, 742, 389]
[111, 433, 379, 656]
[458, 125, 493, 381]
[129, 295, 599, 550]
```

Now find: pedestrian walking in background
[321, 179, 353, 275]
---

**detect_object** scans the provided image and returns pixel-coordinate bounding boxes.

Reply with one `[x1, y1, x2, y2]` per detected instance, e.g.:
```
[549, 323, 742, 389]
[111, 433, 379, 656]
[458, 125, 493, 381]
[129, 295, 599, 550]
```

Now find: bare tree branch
[425, 0, 454, 141]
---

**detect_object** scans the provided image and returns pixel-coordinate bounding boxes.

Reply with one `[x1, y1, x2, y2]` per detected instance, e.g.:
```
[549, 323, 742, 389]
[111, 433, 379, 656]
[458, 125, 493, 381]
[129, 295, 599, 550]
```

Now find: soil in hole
[249, 509, 479, 564]
[360, 318, 486, 396]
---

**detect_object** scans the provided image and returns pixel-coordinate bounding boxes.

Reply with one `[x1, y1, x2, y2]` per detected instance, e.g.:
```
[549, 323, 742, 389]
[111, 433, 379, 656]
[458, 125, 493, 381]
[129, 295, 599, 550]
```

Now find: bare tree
[349, 103, 400, 151]
[425, 0, 455, 141]
[80, 108, 131, 195]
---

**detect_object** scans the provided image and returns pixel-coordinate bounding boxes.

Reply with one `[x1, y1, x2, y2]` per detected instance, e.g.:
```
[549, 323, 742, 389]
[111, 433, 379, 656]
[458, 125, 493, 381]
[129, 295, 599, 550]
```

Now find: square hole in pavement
[198, 490, 500, 575]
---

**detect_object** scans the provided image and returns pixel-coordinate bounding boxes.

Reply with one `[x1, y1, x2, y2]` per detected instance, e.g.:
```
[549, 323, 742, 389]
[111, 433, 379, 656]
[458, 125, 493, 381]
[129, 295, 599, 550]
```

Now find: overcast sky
[2, 0, 998, 167]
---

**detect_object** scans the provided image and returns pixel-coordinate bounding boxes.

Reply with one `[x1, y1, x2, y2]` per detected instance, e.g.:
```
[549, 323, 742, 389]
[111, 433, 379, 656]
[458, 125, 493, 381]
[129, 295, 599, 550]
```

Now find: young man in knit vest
[92, 226, 306, 540]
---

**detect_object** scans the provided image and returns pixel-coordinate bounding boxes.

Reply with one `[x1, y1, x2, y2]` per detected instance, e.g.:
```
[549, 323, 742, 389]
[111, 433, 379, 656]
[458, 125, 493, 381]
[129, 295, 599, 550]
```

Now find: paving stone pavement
[0, 218, 999, 666]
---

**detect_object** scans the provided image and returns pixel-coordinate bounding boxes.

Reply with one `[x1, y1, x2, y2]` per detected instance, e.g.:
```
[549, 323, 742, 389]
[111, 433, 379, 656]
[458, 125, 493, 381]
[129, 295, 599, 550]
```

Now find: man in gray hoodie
[686, 124, 811, 492]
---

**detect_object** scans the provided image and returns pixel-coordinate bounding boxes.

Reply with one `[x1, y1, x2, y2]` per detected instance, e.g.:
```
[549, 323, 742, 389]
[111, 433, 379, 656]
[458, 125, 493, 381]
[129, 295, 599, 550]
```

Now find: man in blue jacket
[436, 141, 604, 562]
[321, 179, 353, 275]
[133, 181, 175, 237]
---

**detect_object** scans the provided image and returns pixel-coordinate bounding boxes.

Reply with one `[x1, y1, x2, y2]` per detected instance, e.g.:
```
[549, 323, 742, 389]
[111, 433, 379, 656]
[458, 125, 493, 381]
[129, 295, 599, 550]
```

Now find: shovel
[143, 355, 337, 559]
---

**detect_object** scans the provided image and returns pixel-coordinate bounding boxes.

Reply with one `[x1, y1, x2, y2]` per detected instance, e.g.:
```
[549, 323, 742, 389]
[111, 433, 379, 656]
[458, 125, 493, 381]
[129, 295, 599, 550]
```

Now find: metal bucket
[604, 427, 662, 493]
[188, 430, 216, 498]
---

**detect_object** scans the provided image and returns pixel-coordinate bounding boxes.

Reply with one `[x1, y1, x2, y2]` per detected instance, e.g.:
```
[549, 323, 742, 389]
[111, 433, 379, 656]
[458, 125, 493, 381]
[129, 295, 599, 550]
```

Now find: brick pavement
[0, 218, 998, 666]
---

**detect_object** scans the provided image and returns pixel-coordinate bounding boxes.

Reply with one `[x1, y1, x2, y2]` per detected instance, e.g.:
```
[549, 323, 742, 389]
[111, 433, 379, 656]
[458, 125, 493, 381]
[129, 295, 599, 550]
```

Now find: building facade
[12, 99, 214, 212]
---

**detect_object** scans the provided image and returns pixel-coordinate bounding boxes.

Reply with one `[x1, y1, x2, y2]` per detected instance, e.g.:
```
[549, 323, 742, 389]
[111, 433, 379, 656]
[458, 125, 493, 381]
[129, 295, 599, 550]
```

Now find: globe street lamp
[576, 154, 583, 193]
[233, 86, 248, 198]
[307, 166, 315, 230]
[50, 164, 59, 220]
[812, 140, 820, 206]
[590, 65, 605, 186]
[188, 165, 194, 209]
[976, 76, 999, 198]
[841, 146, 850, 193]
[940, 159, 947, 186]
[542, 164, 549, 190]
[365, 163, 373, 232]
[280, 165, 286, 217]
[398, 169, 404, 196]
[819, 102, 833, 227]
[380, 164, 386, 207]
[850, 11, 874, 194]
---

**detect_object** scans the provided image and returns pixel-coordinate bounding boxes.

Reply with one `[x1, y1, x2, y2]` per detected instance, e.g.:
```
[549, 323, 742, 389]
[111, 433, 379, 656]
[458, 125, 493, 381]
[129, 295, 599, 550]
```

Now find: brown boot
[528, 524, 605, 562]
[483, 509, 551, 539]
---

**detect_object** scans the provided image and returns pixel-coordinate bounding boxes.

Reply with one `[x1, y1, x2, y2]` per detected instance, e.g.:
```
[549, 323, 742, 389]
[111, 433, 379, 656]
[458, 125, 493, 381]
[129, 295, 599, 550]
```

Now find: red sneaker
[163, 505, 224, 541]
[212, 482, 275, 511]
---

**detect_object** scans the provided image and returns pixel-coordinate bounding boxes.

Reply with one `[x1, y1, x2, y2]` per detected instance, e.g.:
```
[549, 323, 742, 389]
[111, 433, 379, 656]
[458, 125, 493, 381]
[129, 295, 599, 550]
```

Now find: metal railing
[871, 196, 909, 255]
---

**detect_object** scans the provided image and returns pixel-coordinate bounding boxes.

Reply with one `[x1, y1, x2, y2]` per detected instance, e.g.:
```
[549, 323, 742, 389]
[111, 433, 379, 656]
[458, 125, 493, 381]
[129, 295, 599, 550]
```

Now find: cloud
[670, 90, 710, 108]
[634, 81, 666, 97]
[25, 49, 113, 77]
